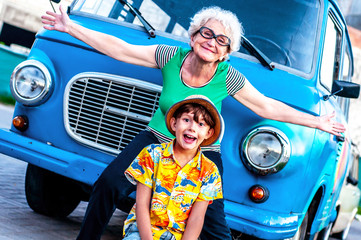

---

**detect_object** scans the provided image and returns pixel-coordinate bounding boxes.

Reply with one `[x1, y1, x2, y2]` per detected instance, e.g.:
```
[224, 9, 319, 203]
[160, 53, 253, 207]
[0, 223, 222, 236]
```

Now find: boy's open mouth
[184, 134, 197, 143]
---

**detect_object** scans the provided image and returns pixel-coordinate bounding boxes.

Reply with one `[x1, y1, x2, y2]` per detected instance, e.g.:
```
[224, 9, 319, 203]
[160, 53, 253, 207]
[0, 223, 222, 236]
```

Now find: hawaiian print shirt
[123, 140, 223, 240]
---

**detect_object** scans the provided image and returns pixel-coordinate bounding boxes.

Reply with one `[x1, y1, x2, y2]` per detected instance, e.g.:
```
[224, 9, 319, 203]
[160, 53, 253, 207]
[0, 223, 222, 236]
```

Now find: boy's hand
[41, 5, 71, 33]
[182, 200, 209, 239]
[136, 183, 153, 240]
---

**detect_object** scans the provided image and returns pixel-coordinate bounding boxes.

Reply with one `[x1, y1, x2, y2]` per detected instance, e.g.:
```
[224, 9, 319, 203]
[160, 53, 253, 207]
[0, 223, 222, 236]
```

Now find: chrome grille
[64, 73, 162, 155]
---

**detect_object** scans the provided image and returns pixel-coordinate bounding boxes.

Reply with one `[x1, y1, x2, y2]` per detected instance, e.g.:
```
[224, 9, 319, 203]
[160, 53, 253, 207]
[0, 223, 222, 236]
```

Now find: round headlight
[10, 60, 52, 106]
[241, 127, 290, 175]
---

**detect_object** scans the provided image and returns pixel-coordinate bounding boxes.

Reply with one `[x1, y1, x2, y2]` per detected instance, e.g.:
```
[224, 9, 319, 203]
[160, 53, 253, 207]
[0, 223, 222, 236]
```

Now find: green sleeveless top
[148, 47, 231, 145]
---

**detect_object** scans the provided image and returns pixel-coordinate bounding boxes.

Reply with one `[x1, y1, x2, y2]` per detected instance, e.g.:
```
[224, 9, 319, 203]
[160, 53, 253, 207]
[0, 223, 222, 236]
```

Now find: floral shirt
[123, 140, 223, 240]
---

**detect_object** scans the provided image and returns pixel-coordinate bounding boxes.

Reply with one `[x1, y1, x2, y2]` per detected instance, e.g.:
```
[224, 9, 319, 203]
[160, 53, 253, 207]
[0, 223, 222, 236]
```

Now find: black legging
[76, 130, 232, 240]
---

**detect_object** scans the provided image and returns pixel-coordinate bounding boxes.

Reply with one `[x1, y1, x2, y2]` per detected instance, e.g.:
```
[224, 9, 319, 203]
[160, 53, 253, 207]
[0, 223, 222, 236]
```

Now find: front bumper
[0, 128, 303, 239]
[225, 200, 302, 239]
[0, 128, 106, 185]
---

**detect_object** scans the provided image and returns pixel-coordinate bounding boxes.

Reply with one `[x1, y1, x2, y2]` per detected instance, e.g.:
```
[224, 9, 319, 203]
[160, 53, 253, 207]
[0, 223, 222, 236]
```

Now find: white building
[0, 0, 71, 48]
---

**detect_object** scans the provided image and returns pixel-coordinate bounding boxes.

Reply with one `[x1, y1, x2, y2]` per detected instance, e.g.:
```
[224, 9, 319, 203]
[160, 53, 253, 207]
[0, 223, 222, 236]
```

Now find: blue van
[1, 0, 360, 239]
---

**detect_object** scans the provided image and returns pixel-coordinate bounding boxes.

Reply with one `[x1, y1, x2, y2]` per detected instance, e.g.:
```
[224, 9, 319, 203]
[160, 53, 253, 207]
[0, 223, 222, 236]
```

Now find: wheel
[291, 211, 308, 240]
[316, 222, 333, 240]
[25, 163, 81, 218]
[331, 219, 352, 240]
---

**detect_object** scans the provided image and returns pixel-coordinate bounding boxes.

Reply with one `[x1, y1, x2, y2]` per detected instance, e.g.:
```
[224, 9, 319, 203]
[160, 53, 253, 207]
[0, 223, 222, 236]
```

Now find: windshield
[72, 0, 321, 73]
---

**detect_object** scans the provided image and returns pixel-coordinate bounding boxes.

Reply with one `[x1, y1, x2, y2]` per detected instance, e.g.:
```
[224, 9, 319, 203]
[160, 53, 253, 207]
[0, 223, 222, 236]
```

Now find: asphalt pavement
[0, 153, 127, 240]
[0, 103, 360, 240]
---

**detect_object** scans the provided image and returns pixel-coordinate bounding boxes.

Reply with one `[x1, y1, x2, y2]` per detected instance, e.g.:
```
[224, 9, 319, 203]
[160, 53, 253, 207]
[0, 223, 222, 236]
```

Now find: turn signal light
[13, 115, 28, 132]
[248, 185, 269, 203]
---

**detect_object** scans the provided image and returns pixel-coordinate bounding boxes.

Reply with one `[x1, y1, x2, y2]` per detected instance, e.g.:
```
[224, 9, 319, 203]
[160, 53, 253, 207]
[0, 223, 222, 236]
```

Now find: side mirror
[51, 0, 61, 3]
[323, 80, 360, 100]
[346, 175, 359, 186]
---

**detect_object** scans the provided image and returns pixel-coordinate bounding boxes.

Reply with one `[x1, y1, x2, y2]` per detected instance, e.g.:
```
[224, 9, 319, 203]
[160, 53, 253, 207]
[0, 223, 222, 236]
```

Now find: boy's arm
[181, 200, 209, 240]
[136, 182, 153, 240]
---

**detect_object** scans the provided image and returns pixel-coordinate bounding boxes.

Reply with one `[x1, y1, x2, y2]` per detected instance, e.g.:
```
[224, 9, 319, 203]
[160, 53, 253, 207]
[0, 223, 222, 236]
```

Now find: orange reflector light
[248, 185, 269, 203]
[13, 115, 28, 131]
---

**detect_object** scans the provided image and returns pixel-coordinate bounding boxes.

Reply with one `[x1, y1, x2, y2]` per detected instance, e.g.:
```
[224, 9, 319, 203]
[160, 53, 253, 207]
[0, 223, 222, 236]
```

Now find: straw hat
[165, 95, 223, 146]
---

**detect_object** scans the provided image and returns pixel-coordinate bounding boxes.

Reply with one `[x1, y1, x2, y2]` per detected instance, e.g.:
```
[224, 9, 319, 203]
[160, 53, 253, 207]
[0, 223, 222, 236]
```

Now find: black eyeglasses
[198, 26, 231, 47]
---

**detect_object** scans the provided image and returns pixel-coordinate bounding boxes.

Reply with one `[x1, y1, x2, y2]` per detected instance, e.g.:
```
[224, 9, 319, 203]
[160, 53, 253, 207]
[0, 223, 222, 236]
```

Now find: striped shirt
[155, 44, 245, 96]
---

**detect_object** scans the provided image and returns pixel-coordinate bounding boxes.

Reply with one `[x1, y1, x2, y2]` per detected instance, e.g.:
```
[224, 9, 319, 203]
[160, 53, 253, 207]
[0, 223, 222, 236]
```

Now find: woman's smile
[191, 19, 230, 63]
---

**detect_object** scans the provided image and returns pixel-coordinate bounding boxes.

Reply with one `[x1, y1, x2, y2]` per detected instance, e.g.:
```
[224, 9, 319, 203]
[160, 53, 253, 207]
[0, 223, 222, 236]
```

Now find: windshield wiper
[241, 36, 274, 70]
[118, 0, 156, 38]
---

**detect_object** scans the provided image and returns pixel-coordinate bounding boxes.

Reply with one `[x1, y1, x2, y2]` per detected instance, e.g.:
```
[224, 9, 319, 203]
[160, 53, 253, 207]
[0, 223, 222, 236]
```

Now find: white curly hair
[188, 6, 244, 53]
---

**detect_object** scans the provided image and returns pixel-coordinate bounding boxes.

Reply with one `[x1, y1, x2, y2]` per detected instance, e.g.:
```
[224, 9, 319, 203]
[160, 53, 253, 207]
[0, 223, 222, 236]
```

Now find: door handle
[336, 135, 345, 142]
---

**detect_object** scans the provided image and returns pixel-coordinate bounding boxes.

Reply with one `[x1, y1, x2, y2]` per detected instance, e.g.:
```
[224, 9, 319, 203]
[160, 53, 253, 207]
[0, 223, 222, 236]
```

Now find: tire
[316, 222, 333, 240]
[25, 163, 81, 218]
[331, 220, 352, 240]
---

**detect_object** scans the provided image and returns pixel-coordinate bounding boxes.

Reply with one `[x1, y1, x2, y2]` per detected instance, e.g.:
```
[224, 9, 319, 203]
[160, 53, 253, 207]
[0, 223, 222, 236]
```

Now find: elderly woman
[42, 5, 345, 240]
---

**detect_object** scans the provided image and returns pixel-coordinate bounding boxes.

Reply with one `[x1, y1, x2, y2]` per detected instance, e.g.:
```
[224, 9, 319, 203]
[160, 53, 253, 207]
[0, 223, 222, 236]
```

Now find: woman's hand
[41, 5, 70, 33]
[41, 5, 157, 68]
[317, 112, 346, 136]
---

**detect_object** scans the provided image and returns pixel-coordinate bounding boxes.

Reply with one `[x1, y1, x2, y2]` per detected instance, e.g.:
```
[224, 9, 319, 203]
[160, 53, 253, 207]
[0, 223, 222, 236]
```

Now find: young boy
[122, 95, 224, 240]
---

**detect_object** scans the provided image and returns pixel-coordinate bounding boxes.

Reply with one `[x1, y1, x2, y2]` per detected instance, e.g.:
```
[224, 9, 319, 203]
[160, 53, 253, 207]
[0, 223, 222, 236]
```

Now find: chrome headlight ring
[241, 126, 291, 175]
[10, 60, 53, 106]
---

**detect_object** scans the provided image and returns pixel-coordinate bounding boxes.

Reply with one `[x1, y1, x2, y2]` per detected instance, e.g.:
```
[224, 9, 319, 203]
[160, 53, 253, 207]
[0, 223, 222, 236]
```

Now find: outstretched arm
[135, 182, 153, 240]
[41, 5, 158, 68]
[182, 201, 209, 240]
[233, 80, 346, 136]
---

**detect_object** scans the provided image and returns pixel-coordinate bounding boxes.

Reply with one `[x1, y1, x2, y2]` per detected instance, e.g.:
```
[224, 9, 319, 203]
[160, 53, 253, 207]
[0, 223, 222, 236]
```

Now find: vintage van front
[0, 0, 360, 239]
